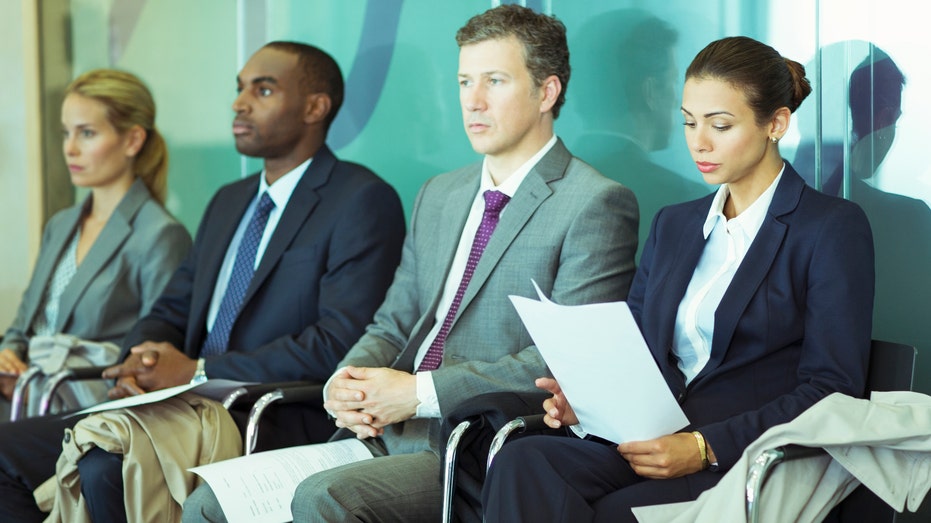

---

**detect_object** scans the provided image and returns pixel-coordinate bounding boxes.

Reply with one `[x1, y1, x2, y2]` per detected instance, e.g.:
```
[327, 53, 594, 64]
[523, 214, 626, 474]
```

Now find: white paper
[510, 280, 689, 443]
[70, 379, 255, 417]
[189, 439, 375, 523]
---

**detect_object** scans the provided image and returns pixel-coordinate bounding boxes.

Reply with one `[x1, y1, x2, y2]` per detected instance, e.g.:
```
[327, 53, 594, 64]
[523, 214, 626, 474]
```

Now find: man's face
[232, 47, 307, 159]
[458, 36, 548, 167]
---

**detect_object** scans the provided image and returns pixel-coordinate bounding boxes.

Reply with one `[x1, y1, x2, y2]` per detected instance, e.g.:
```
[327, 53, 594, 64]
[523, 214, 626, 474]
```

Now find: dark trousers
[481, 435, 719, 523]
[0, 413, 85, 522]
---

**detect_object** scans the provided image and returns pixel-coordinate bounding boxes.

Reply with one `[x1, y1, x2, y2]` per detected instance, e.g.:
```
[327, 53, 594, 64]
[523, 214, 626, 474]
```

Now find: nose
[462, 83, 486, 113]
[232, 90, 248, 114]
[690, 126, 710, 153]
[63, 134, 78, 157]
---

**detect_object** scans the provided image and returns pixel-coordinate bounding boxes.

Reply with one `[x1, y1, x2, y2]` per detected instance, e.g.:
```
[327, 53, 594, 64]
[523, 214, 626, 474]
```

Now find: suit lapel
[452, 140, 569, 326]
[699, 167, 805, 378]
[242, 147, 332, 305]
[651, 215, 707, 375]
[56, 180, 149, 331]
[21, 207, 83, 330]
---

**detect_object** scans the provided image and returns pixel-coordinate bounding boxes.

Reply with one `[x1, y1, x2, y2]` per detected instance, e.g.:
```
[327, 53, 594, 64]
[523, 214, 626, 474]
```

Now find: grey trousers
[182, 437, 442, 523]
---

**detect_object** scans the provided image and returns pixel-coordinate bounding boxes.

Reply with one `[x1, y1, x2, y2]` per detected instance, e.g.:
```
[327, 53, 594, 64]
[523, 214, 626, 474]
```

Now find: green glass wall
[61, 3, 931, 490]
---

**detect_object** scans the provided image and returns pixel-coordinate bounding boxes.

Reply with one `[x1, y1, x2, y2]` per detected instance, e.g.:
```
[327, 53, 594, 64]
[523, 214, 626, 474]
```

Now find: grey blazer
[338, 139, 640, 453]
[1, 178, 192, 360]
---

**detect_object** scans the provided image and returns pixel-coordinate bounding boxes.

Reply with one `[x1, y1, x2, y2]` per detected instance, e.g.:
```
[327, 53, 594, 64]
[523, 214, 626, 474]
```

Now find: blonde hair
[65, 69, 168, 204]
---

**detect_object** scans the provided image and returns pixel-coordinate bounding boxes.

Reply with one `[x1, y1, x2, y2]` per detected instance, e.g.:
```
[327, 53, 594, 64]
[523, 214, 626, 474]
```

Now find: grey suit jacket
[338, 139, 639, 453]
[1, 178, 192, 360]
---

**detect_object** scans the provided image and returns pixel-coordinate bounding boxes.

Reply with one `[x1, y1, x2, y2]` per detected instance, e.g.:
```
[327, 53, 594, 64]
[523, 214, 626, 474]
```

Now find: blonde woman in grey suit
[0, 69, 192, 416]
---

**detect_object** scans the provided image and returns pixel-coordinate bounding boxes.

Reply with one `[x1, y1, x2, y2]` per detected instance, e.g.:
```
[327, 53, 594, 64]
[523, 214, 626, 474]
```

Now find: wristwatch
[190, 357, 207, 385]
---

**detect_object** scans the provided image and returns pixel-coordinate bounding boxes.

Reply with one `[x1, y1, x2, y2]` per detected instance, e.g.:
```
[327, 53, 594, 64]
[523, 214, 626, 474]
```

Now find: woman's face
[680, 77, 774, 189]
[61, 93, 138, 190]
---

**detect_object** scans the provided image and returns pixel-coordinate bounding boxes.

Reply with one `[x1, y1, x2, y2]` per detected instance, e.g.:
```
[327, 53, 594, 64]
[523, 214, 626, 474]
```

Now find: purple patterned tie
[201, 192, 276, 356]
[417, 190, 511, 372]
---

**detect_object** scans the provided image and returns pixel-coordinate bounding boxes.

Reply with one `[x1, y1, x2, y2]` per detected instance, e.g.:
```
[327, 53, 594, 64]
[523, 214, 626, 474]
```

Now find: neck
[88, 175, 134, 222]
[485, 127, 553, 186]
[263, 138, 322, 185]
[724, 155, 783, 219]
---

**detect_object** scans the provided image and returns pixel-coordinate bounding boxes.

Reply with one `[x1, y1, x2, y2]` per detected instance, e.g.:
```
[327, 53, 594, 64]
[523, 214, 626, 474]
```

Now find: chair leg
[244, 390, 284, 455]
[442, 420, 472, 523]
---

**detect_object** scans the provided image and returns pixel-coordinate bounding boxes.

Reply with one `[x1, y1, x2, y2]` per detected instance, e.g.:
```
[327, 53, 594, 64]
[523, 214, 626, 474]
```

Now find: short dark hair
[264, 41, 345, 130]
[686, 36, 812, 124]
[456, 4, 570, 119]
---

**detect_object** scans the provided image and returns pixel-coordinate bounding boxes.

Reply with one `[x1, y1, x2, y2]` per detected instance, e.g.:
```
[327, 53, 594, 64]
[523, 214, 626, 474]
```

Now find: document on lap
[69, 379, 256, 417]
[189, 439, 375, 523]
[510, 280, 689, 444]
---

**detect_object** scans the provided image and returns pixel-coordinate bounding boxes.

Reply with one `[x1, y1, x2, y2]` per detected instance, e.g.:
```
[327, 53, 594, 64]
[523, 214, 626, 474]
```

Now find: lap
[292, 449, 442, 523]
[0, 413, 83, 489]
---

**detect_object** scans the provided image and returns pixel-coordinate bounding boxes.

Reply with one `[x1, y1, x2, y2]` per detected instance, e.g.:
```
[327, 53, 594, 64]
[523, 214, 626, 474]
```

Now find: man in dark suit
[0, 41, 405, 523]
[183, 5, 639, 523]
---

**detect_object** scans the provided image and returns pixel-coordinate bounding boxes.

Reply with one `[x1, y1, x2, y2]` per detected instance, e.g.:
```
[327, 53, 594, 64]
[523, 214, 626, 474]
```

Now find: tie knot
[256, 192, 276, 216]
[483, 190, 510, 215]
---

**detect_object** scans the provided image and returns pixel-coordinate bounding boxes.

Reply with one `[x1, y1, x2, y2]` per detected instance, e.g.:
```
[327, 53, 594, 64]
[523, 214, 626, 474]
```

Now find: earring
[770, 136, 778, 143]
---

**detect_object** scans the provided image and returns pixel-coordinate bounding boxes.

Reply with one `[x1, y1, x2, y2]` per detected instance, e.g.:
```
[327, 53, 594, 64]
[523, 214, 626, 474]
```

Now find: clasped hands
[101, 341, 197, 399]
[537, 376, 711, 479]
[323, 366, 418, 440]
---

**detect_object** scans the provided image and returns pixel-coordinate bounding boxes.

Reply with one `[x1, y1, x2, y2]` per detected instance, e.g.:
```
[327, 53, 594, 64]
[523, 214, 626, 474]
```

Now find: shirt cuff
[414, 371, 439, 418]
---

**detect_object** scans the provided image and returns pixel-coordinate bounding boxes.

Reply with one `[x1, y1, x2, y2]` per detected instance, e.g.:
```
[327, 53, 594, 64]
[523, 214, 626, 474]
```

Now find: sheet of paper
[509, 280, 689, 443]
[190, 439, 375, 523]
[70, 379, 255, 417]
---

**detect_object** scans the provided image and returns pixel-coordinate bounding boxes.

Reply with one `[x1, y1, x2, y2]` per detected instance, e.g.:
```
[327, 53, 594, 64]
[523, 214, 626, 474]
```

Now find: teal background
[64, 7, 931, 510]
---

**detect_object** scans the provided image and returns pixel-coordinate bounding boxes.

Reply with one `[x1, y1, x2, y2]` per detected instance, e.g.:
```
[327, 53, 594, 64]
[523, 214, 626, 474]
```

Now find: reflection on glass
[569, 9, 711, 258]
[795, 42, 931, 356]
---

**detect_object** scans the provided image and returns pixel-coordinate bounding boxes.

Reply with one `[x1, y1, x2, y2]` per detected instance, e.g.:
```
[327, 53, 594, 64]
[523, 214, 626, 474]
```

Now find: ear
[305, 93, 333, 126]
[642, 76, 658, 112]
[538, 75, 562, 115]
[124, 126, 147, 158]
[769, 106, 791, 141]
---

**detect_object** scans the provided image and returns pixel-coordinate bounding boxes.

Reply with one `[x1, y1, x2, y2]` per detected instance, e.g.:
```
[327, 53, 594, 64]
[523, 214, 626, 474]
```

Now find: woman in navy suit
[482, 36, 874, 522]
[0, 70, 191, 415]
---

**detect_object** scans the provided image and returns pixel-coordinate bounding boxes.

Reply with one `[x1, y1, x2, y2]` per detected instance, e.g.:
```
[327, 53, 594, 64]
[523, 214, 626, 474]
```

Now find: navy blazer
[627, 163, 874, 471]
[123, 145, 406, 384]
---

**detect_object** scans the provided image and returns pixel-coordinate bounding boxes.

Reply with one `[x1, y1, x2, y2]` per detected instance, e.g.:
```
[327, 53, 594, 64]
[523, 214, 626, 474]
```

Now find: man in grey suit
[183, 5, 638, 522]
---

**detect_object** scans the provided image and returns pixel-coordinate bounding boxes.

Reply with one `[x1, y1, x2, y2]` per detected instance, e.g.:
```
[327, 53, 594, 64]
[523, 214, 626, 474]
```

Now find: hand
[0, 376, 17, 400]
[102, 341, 196, 393]
[107, 375, 147, 399]
[536, 377, 578, 428]
[324, 366, 418, 438]
[617, 432, 706, 479]
[0, 348, 27, 376]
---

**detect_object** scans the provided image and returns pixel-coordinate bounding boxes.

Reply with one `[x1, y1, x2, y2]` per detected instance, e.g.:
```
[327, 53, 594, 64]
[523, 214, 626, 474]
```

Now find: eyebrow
[236, 75, 280, 85]
[680, 107, 735, 118]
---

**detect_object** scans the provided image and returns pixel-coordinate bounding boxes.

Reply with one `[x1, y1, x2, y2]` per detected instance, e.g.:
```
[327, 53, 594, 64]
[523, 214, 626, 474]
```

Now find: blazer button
[63, 431, 71, 443]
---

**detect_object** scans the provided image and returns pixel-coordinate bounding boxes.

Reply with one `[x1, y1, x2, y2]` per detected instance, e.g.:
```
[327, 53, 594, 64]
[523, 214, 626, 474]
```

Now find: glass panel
[60, 0, 930, 434]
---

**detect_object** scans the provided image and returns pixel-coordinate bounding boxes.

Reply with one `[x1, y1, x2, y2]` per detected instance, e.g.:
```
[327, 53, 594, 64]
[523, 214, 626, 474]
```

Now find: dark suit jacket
[627, 163, 874, 474]
[124, 145, 405, 388]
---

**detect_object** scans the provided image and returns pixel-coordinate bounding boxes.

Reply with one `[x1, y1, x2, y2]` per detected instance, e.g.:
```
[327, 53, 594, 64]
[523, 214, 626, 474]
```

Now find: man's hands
[617, 432, 710, 479]
[536, 377, 579, 428]
[324, 366, 418, 439]
[102, 342, 197, 399]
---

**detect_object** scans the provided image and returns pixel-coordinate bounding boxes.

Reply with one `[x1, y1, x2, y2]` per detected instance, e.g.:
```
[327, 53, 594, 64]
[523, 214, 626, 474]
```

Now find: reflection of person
[826, 46, 931, 379]
[0, 69, 191, 416]
[482, 36, 875, 522]
[183, 5, 638, 522]
[0, 42, 406, 522]
[571, 10, 709, 255]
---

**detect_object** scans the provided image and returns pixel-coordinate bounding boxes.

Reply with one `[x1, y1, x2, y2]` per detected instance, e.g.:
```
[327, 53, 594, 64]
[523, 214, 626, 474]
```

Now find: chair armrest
[221, 381, 317, 409]
[746, 445, 826, 522]
[243, 384, 324, 455]
[486, 413, 548, 470]
[10, 366, 44, 421]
